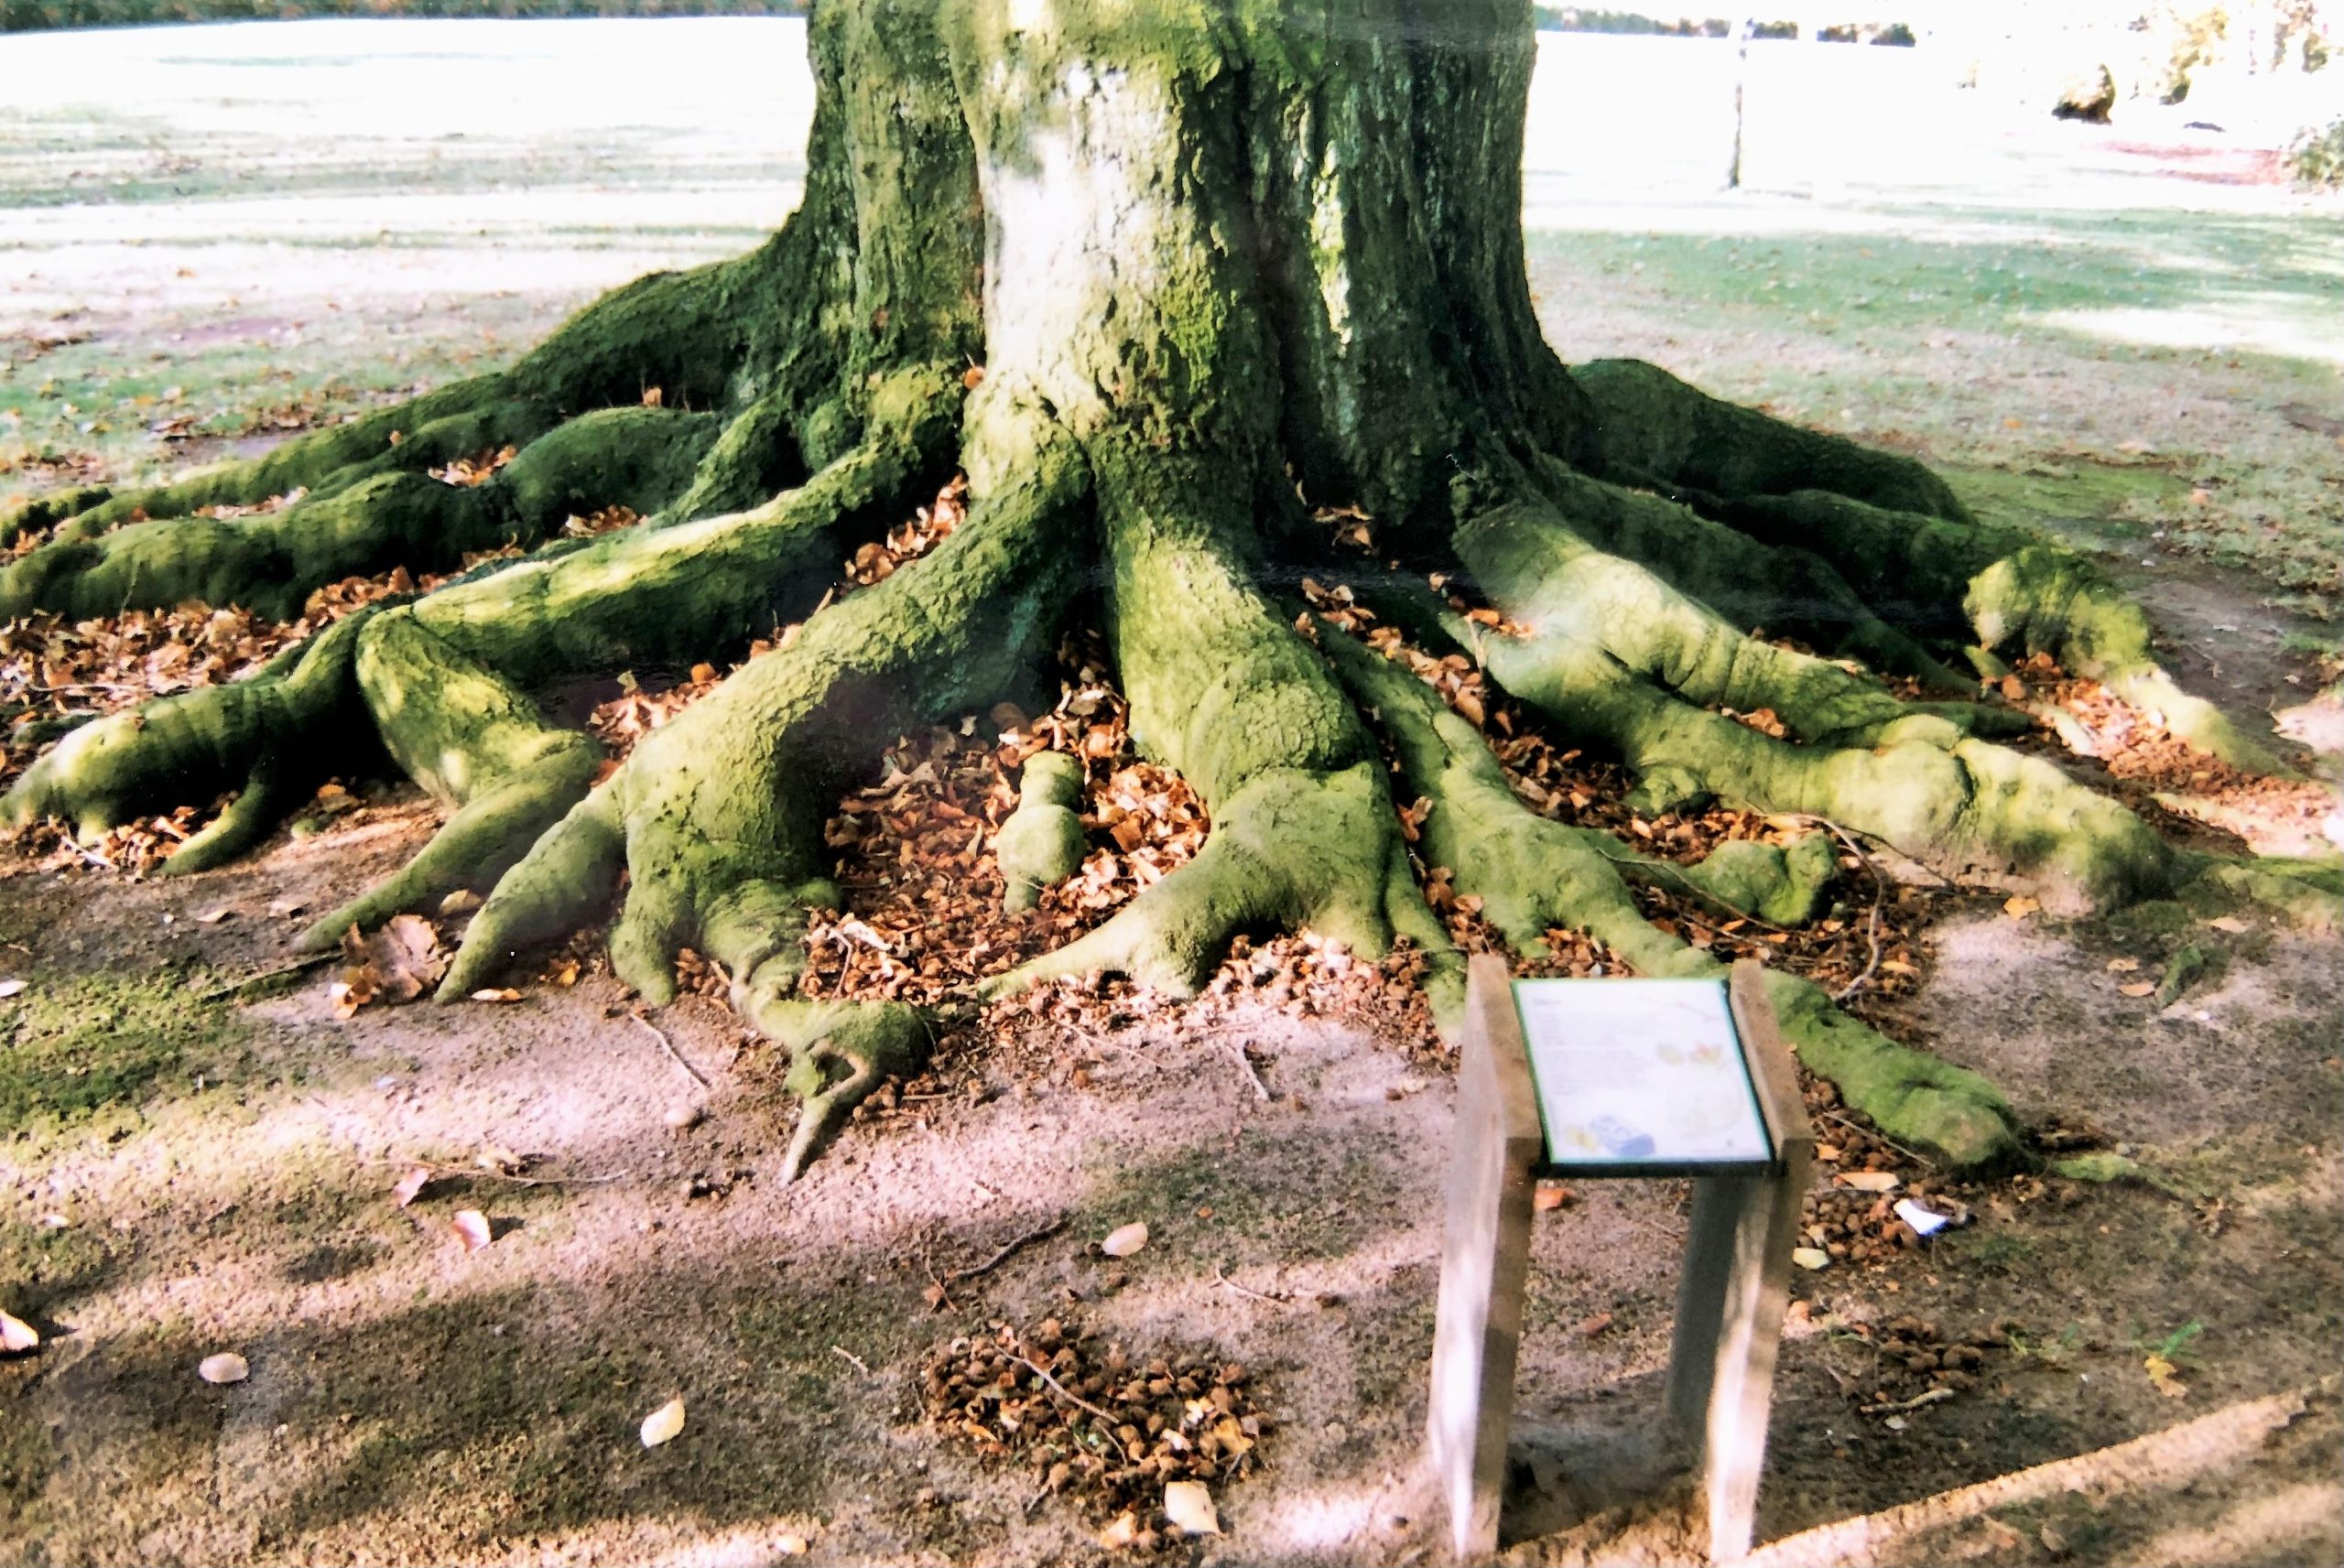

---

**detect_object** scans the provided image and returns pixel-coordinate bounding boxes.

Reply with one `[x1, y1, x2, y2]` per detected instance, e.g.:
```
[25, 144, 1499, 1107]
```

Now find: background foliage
[2, 0, 801, 29]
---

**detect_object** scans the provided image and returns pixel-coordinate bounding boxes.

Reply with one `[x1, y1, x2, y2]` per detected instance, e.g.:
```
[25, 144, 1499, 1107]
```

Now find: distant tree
[1, 0, 804, 33]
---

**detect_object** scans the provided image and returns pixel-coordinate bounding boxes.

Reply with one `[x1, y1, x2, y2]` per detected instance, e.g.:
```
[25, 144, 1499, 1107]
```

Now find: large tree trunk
[4, 0, 2328, 1176]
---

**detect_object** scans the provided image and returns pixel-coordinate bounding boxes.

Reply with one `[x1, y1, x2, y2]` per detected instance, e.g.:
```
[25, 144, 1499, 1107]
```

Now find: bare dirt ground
[2, 20, 2340, 1568]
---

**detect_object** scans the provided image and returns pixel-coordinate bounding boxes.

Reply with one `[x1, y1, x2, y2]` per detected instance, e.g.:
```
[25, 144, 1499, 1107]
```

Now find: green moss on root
[1456, 493, 2182, 914]
[1319, 622, 2021, 1169]
[1571, 358, 1972, 522]
[997, 752, 1088, 913]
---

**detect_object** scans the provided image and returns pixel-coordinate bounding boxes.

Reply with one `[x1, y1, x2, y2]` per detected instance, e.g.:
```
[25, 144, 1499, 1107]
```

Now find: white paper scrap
[1894, 1197, 1949, 1237]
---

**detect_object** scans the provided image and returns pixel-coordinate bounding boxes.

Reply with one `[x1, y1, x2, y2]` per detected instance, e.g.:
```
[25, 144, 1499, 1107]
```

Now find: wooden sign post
[1426, 955, 1815, 1563]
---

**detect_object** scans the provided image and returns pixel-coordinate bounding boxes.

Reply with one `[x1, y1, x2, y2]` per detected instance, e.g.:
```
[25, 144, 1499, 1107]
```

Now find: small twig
[831, 1345, 873, 1377]
[1786, 816, 1890, 1002]
[1009, 1352, 1116, 1424]
[917, 1239, 958, 1312]
[1074, 1026, 1164, 1073]
[1860, 1385, 1956, 1416]
[944, 1216, 1067, 1284]
[1592, 845, 1796, 936]
[1211, 1263, 1300, 1307]
[1221, 1034, 1270, 1101]
[1820, 1108, 1937, 1171]
[632, 1010, 710, 1087]
[194, 950, 336, 1002]
[364, 1155, 628, 1188]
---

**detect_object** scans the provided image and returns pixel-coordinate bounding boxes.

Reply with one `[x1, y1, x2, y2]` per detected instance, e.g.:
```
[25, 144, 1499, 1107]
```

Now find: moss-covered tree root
[1452, 476, 2186, 914]
[988, 453, 1459, 1019]
[996, 752, 1089, 914]
[441, 396, 1087, 1175]
[1320, 620, 2023, 1169]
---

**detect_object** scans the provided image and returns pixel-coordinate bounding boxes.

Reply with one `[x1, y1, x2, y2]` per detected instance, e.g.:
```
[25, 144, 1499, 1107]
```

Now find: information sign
[1428, 959, 1817, 1563]
[1513, 977, 1774, 1174]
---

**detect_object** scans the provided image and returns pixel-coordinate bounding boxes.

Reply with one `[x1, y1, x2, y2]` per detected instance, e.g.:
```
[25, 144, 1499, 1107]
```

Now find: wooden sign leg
[1664, 1154, 1811, 1561]
[1667, 961, 1819, 1563]
[1427, 956, 1545, 1563]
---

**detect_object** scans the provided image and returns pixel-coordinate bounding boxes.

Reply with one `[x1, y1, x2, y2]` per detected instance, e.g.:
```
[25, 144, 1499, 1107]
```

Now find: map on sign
[1513, 978, 1774, 1173]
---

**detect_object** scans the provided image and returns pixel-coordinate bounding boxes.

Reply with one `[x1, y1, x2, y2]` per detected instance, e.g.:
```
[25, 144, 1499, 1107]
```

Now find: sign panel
[1513, 978, 1775, 1174]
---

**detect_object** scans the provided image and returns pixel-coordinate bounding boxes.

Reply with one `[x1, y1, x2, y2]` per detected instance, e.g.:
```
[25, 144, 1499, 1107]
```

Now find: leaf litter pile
[919, 1317, 1270, 1552]
[1997, 651, 2335, 858]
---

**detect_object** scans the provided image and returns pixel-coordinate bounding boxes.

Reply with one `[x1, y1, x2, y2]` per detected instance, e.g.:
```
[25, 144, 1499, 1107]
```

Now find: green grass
[1528, 203, 2344, 607]
[0, 964, 251, 1130]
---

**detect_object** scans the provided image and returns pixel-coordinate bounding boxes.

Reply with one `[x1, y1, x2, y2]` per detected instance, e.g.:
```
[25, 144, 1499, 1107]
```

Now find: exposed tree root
[1451, 473, 2188, 914]
[1570, 362, 2294, 777]
[1572, 356, 1974, 522]
[4, 606, 380, 855]
[297, 612, 604, 948]
[1320, 622, 2024, 1170]
[989, 453, 1460, 1019]
[997, 752, 1088, 914]
[7, 350, 2325, 1176]
[438, 395, 1087, 1173]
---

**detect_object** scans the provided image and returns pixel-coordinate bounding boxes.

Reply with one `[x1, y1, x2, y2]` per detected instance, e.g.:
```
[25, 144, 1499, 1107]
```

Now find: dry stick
[1215, 1031, 1271, 1101]
[368, 1156, 628, 1188]
[1861, 1386, 1956, 1416]
[917, 1241, 957, 1312]
[1590, 843, 1798, 938]
[831, 1345, 873, 1377]
[1074, 1025, 1165, 1073]
[944, 1216, 1067, 1284]
[1211, 1263, 1300, 1308]
[195, 950, 337, 1001]
[1225, 1040, 1270, 1101]
[631, 1010, 711, 1088]
[1774, 813, 1891, 1002]
[1597, 811, 1898, 1001]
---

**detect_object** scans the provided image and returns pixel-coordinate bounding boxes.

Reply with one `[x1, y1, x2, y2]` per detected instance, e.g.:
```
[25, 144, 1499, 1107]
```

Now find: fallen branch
[632, 1010, 711, 1087]
[195, 951, 337, 1002]
[944, 1215, 1067, 1284]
